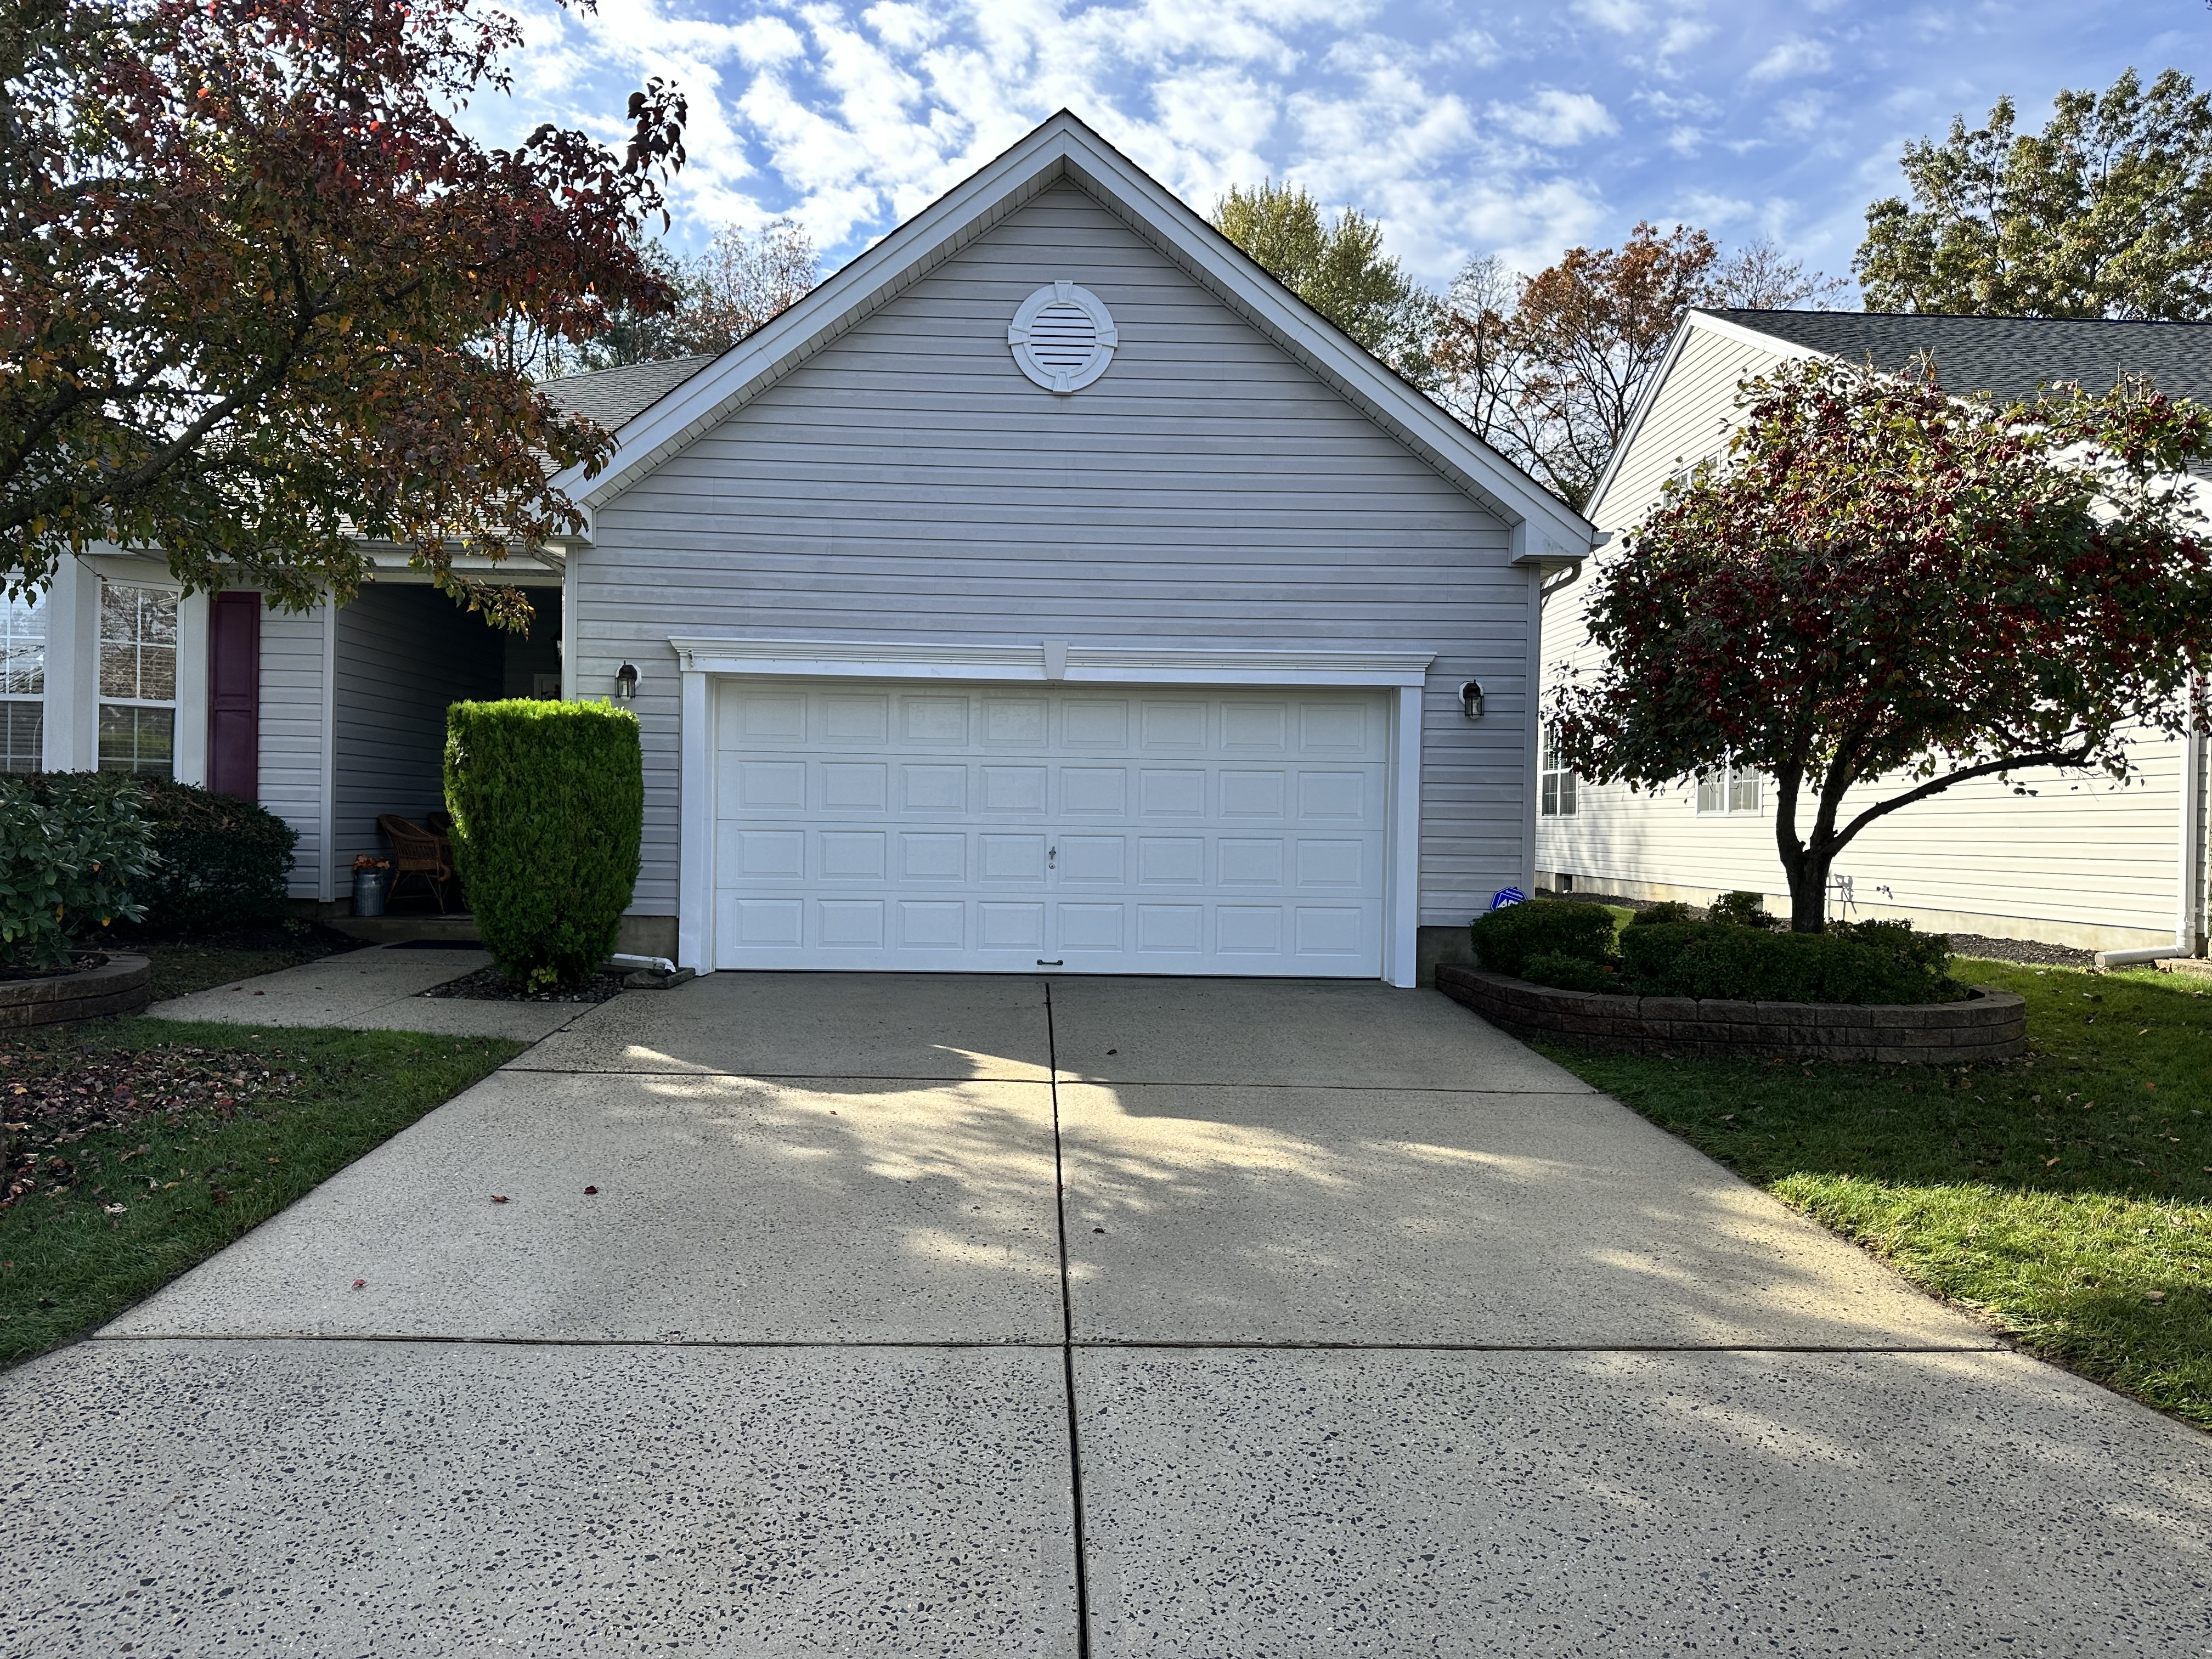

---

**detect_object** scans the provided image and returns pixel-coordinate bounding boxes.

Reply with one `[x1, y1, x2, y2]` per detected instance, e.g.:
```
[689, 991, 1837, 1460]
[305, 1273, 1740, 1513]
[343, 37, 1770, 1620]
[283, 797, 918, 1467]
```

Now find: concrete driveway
[7, 975, 2209, 1655]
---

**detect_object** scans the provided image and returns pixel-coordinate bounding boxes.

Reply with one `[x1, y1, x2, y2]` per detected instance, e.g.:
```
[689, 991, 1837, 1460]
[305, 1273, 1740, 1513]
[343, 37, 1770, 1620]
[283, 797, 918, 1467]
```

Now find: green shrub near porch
[17, 772, 297, 935]
[444, 699, 642, 990]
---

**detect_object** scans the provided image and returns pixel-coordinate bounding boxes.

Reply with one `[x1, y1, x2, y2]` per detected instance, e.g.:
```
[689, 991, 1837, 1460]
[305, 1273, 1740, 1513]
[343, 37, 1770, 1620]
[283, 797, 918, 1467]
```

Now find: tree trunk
[1787, 858, 1830, 933]
[1774, 814, 1832, 934]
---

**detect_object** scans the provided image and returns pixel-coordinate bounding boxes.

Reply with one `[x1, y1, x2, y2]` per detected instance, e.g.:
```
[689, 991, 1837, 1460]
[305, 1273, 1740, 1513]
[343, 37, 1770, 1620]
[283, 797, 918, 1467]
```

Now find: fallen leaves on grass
[3, 1043, 298, 1209]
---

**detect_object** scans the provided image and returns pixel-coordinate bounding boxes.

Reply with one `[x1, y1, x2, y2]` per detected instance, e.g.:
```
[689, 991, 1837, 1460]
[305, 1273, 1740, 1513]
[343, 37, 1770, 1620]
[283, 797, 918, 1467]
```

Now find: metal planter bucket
[353, 869, 390, 918]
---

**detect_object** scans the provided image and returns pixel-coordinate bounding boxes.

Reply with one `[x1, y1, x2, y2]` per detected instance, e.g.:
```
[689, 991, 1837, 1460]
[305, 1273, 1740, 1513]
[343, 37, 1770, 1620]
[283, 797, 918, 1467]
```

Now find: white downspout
[2096, 714, 2207, 968]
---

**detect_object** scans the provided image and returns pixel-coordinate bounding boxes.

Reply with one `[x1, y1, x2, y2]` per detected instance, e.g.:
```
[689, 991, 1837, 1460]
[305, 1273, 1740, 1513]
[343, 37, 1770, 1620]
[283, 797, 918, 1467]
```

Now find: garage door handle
[1036, 958, 1064, 966]
[1048, 845, 1057, 868]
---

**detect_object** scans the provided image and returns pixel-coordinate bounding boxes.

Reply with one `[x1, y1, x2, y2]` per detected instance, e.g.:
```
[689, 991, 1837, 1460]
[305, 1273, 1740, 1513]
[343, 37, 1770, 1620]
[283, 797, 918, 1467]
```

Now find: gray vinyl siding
[329, 586, 506, 891]
[575, 180, 1534, 926]
[1541, 317, 2193, 948]
[258, 606, 330, 899]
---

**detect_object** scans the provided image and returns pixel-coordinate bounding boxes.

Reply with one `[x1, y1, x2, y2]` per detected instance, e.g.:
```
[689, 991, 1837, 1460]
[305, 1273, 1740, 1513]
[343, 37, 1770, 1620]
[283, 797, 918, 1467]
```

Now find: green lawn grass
[2, 1017, 521, 1367]
[139, 943, 308, 1000]
[1537, 958, 2212, 1427]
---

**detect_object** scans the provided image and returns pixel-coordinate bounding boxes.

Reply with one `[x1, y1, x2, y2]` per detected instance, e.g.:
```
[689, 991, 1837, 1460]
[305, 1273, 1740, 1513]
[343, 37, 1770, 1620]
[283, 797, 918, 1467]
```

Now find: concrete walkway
[148, 941, 585, 1041]
[8, 975, 2209, 1655]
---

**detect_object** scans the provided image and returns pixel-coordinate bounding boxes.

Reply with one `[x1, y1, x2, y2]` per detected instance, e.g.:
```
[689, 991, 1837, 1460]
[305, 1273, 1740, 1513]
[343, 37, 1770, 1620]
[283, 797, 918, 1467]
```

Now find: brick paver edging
[0, 952, 152, 1030]
[1436, 965, 2026, 1064]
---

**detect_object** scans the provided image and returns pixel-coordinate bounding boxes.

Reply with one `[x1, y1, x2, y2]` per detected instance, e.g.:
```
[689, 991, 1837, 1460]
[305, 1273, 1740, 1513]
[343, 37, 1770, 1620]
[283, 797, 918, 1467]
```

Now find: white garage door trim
[672, 639, 1434, 986]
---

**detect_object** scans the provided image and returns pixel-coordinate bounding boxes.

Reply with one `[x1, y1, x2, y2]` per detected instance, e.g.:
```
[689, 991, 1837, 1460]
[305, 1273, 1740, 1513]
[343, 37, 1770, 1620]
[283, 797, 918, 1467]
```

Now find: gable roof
[1707, 308, 2212, 403]
[545, 111, 1594, 561]
[540, 354, 713, 429]
[1590, 306, 2212, 520]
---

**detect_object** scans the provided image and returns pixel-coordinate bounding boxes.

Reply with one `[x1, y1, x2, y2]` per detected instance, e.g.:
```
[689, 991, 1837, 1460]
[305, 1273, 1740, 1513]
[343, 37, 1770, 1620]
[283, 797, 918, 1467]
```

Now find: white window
[1540, 727, 1577, 816]
[1696, 761, 1762, 815]
[98, 584, 177, 778]
[0, 594, 44, 773]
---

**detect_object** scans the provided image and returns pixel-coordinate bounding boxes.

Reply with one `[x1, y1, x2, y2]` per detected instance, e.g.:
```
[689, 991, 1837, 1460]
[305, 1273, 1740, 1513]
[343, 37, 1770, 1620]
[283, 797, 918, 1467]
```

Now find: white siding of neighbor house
[1539, 315, 2196, 950]
[573, 181, 1538, 928]
[328, 585, 507, 893]
[259, 605, 332, 899]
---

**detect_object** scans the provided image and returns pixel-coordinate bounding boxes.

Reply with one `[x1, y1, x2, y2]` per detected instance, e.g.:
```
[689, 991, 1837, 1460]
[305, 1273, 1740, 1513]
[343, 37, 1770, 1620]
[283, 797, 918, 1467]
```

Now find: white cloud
[1489, 90, 1620, 148]
[1768, 91, 1830, 137]
[1575, 0, 1646, 31]
[459, 0, 2133, 303]
[1747, 36, 1832, 82]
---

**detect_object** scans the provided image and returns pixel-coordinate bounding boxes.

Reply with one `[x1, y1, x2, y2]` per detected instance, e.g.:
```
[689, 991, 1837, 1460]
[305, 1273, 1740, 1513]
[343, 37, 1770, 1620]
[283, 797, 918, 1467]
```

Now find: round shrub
[445, 699, 643, 990]
[1708, 890, 1780, 929]
[1520, 951, 1617, 994]
[1630, 900, 1695, 927]
[19, 773, 295, 935]
[1469, 899, 1619, 978]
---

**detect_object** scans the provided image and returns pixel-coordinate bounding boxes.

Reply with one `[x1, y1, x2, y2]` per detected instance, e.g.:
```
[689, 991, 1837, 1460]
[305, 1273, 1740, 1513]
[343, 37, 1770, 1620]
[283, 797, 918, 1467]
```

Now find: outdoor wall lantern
[1459, 680, 1485, 720]
[614, 663, 639, 701]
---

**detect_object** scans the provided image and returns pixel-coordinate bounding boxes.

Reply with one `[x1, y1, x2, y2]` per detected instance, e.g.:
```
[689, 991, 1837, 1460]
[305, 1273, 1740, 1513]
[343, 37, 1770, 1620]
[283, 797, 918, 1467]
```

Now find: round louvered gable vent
[1008, 281, 1117, 393]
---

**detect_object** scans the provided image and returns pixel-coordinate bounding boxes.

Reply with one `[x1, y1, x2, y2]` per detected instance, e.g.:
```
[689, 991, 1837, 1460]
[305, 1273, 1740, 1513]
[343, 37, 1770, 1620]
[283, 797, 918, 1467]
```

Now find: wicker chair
[376, 814, 455, 913]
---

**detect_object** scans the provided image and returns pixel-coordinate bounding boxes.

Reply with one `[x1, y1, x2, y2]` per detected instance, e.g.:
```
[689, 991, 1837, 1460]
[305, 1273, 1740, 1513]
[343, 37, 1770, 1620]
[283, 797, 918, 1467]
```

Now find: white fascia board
[1582, 318, 1695, 526]
[1584, 310, 1833, 529]
[1685, 308, 1836, 362]
[667, 636, 1436, 689]
[562, 112, 1596, 557]
[553, 129, 1070, 511]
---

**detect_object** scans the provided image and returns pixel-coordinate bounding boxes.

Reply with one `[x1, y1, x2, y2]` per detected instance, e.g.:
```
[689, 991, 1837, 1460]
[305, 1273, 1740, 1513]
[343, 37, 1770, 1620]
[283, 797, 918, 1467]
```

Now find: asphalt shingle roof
[537, 354, 714, 430]
[1707, 309, 2212, 404]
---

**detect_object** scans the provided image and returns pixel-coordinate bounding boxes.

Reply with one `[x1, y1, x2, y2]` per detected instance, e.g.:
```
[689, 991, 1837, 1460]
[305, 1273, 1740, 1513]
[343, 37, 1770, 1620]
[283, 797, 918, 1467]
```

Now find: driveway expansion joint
[84, 1331, 2010, 1355]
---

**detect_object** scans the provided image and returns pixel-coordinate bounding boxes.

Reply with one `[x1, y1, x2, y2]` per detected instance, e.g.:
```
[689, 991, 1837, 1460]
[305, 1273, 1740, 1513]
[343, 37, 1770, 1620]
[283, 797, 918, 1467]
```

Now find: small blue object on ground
[1490, 887, 1527, 910]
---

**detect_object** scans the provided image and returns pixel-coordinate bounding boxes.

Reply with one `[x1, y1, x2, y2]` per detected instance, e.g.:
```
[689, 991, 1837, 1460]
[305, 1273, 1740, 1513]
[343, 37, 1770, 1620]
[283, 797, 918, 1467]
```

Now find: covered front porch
[265, 574, 563, 919]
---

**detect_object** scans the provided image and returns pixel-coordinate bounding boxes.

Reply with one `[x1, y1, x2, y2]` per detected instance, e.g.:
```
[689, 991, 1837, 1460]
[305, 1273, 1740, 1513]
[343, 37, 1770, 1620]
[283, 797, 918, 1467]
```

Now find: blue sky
[488, 0, 2209, 291]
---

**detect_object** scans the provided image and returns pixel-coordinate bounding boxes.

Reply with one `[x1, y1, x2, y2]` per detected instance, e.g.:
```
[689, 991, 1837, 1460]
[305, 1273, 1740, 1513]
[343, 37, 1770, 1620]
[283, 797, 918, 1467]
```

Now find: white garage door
[712, 680, 1391, 975]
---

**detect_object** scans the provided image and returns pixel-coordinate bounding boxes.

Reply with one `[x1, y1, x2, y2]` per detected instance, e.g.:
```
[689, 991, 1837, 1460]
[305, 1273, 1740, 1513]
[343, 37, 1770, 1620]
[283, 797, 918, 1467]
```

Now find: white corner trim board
[1008, 280, 1118, 393]
[665, 637, 1436, 688]
[668, 638, 1435, 986]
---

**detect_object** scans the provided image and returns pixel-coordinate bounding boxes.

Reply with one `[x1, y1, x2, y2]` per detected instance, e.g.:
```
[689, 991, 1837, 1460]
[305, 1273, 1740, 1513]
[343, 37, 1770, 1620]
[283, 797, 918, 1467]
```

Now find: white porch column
[40, 558, 99, 772]
[173, 589, 210, 786]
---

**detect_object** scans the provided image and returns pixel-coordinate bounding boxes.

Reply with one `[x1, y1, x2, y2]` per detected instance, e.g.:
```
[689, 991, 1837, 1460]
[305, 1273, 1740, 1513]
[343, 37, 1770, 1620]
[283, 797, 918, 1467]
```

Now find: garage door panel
[713, 681, 1389, 975]
[900, 833, 966, 881]
[822, 762, 889, 810]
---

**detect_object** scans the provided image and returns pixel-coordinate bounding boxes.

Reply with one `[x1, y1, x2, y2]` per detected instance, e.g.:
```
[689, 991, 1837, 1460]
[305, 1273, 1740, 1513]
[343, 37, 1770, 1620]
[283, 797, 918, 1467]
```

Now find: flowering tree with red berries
[1550, 356, 2212, 932]
[0, 0, 687, 626]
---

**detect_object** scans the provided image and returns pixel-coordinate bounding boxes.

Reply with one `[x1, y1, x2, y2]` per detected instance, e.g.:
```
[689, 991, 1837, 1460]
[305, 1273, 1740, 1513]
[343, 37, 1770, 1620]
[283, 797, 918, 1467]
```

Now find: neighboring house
[21, 114, 1595, 985]
[1539, 306, 2212, 957]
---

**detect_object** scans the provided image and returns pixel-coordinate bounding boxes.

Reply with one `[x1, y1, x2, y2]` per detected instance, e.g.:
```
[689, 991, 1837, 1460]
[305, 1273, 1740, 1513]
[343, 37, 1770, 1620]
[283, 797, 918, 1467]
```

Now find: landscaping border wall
[0, 954, 152, 1030]
[1437, 966, 2025, 1064]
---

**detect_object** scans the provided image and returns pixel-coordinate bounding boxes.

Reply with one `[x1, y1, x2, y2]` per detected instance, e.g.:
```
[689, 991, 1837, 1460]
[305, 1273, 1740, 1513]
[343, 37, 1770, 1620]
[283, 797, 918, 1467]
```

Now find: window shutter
[208, 591, 261, 799]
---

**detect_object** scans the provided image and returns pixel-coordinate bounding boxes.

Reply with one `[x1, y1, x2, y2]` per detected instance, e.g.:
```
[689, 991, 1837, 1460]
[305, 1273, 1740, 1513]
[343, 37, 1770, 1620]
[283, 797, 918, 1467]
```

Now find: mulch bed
[2, 1042, 298, 1209]
[1943, 933, 2098, 968]
[420, 966, 625, 1005]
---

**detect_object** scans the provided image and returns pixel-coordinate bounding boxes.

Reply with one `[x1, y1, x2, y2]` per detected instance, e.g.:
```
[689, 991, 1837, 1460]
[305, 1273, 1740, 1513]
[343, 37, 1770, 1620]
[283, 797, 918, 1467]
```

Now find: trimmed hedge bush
[445, 699, 642, 990]
[18, 773, 296, 935]
[1630, 900, 1695, 927]
[1469, 899, 1619, 978]
[1520, 951, 1618, 994]
[1616, 917, 1961, 1006]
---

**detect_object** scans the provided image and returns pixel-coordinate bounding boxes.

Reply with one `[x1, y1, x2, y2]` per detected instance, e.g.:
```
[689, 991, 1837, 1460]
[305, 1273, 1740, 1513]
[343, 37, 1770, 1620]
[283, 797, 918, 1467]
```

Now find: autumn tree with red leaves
[0, 0, 687, 625]
[1549, 357, 2212, 932]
